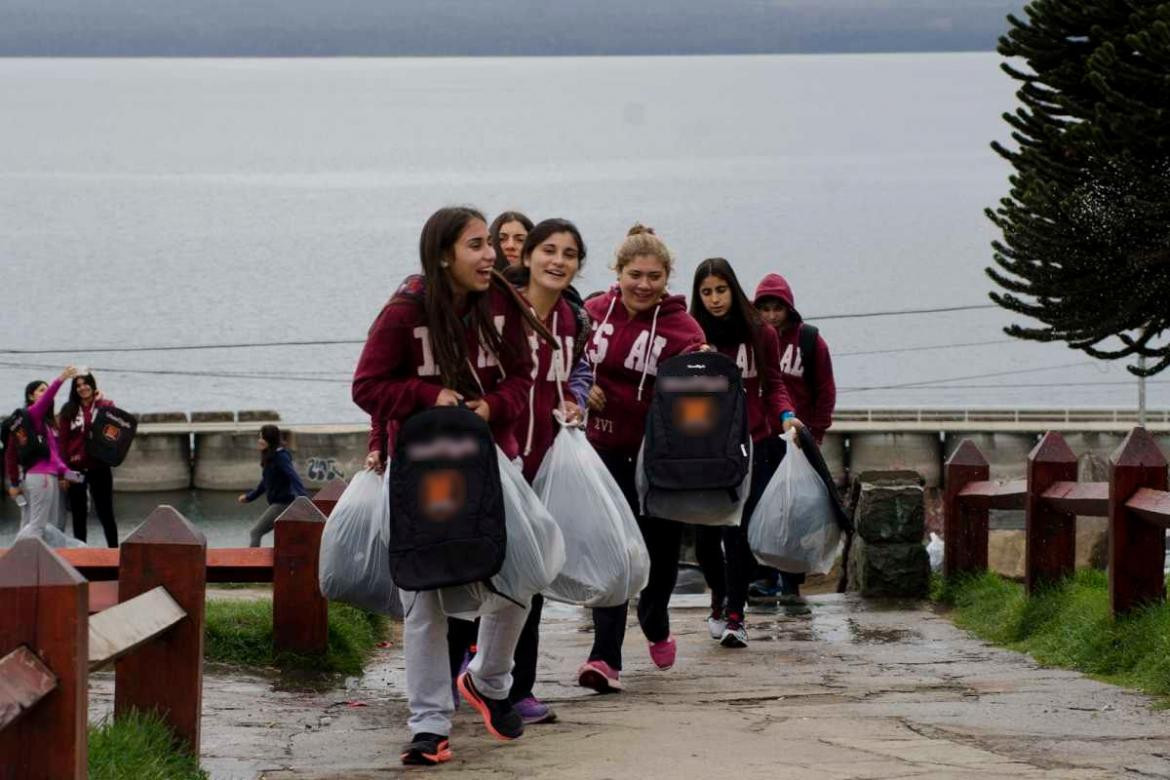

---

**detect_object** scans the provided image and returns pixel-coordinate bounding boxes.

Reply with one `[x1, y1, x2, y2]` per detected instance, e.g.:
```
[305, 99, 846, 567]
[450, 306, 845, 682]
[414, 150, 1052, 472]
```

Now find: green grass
[89, 710, 207, 780]
[204, 600, 388, 676]
[936, 569, 1170, 702]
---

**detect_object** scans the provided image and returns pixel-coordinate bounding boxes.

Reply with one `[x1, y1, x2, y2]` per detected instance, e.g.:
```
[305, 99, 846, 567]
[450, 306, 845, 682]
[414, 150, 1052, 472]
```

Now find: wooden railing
[943, 428, 1170, 616]
[0, 478, 347, 779]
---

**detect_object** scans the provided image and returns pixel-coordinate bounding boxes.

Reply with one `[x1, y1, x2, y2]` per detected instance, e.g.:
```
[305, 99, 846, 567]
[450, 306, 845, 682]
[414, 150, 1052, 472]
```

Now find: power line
[809, 303, 998, 321]
[840, 379, 1168, 392]
[0, 303, 1003, 356]
[837, 361, 1102, 392]
[0, 361, 350, 385]
[835, 339, 1013, 358]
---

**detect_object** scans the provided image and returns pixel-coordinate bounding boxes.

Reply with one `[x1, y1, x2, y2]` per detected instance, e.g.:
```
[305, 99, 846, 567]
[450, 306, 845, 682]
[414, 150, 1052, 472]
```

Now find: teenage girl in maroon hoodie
[498, 217, 591, 724]
[57, 372, 119, 547]
[352, 206, 540, 767]
[576, 225, 706, 693]
[690, 258, 804, 648]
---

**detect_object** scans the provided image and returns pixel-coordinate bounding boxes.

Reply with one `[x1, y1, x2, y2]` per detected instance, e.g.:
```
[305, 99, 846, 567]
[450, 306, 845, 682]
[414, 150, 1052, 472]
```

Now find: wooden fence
[943, 427, 1170, 615]
[0, 478, 347, 779]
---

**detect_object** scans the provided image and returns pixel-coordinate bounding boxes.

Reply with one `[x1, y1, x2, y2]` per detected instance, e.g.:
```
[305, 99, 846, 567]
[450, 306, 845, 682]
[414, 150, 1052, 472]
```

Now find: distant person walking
[9, 366, 79, 534]
[57, 371, 120, 546]
[239, 424, 308, 547]
[750, 273, 837, 599]
[490, 211, 533, 270]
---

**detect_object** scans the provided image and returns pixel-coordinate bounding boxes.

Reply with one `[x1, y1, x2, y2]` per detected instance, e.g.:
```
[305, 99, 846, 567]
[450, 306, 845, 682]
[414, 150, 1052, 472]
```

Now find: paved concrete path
[91, 594, 1170, 779]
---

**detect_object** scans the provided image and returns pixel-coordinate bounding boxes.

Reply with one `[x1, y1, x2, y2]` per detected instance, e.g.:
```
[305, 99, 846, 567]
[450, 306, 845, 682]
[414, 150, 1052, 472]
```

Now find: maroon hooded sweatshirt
[353, 275, 534, 461]
[753, 273, 836, 443]
[710, 324, 793, 443]
[58, 398, 115, 471]
[516, 294, 583, 481]
[584, 287, 706, 458]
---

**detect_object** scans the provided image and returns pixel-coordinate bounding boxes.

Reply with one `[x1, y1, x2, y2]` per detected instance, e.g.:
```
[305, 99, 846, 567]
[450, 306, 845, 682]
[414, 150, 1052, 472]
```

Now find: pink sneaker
[648, 636, 676, 670]
[577, 660, 622, 693]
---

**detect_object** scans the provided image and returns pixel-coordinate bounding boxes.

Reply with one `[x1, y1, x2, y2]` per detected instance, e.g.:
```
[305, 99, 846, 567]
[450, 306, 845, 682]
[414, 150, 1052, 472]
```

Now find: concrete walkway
[92, 594, 1170, 779]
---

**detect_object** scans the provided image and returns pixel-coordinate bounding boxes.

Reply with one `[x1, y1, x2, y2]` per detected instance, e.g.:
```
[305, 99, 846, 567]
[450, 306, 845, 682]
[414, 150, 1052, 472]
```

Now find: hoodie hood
[753, 273, 801, 323]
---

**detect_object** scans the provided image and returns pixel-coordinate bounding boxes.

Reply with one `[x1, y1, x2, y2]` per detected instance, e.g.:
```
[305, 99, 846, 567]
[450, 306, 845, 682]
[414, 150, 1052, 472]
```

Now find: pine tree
[986, 1, 1170, 376]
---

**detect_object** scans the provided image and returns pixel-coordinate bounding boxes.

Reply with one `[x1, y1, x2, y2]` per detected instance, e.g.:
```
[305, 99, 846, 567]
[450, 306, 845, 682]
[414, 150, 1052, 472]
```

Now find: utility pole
[1138, 354, 1148, 427]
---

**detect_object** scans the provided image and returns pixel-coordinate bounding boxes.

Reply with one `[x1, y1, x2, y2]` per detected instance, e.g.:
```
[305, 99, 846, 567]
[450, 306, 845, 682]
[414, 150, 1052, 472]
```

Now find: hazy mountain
[0, 0, 1025, 56]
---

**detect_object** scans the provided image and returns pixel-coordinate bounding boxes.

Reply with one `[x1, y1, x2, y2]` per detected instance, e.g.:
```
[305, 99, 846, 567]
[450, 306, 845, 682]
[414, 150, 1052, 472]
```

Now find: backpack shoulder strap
[798, 323, 819, 393]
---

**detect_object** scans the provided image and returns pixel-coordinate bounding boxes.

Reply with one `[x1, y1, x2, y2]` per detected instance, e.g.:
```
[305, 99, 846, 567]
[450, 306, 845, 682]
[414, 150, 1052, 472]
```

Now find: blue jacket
[245, 448, 308, 505]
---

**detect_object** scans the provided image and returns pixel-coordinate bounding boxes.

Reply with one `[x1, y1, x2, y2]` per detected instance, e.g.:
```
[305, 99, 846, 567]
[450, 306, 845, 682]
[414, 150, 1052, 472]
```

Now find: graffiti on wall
[306, 457, 345, 482]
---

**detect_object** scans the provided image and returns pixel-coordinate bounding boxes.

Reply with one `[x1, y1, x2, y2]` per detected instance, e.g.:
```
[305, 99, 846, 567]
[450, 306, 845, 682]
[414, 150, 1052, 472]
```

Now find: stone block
[854, 483, 925, 544]
[847, 537, 930, 598]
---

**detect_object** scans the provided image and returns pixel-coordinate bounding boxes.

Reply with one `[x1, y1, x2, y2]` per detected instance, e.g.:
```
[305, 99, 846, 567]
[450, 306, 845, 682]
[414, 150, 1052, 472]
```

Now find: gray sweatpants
[248, 502, 289, 547]
[398, 589, 529, 736]
[22, 473, 67, 534]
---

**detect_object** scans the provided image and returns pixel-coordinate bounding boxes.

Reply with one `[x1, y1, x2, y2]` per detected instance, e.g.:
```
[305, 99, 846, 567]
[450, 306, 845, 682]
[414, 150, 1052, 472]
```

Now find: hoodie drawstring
[636, 302, 661, 402]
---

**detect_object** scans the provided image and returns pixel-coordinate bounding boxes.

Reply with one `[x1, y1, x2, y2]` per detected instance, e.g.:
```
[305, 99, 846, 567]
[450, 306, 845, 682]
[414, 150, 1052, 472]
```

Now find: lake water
[1, 54, 1164, 421]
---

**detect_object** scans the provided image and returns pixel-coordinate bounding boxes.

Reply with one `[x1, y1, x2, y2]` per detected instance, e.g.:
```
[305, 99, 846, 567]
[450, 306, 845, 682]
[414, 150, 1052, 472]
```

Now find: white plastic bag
[748, 430, 842, 574]
[439, 448, 566, 619]
[635, 439, 752, 527]
[534, 427, 650, 607]
[927, 532, 944, 573]
[318, 469, 401, 617]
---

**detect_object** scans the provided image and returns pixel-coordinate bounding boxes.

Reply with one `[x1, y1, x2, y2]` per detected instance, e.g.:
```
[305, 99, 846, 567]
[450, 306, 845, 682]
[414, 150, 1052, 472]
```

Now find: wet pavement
[89, 593, 1170, 779]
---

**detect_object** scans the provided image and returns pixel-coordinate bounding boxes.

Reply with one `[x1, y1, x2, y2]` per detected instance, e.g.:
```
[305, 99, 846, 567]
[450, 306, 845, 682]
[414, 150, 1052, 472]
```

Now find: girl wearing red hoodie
[57, 372, 119, 547]
[751, 272, 837, 600]
[498, 217, 590, 724]
[689, 259, 803, 648]
[576, 225, 706, 693]
[352, 206, 539, 767]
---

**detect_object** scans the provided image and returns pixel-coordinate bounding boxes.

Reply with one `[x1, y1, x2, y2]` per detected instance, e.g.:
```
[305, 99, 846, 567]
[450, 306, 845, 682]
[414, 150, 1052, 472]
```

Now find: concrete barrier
[112, 433, 192, 492]
[943, 432, 1038, 481]
[191, 411, 234, 424]
[849, 433, 942, 488]
[820, 432, 846, 485]
[286, 428, 367, 489]
[193, 431, 261, 491]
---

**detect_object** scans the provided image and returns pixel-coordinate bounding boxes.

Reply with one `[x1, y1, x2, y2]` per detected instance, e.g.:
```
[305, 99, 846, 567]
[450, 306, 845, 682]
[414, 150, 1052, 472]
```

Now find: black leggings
[67, 464, 118, 547]
[588, 450, 684, 671]
[695, 440, 779, 616]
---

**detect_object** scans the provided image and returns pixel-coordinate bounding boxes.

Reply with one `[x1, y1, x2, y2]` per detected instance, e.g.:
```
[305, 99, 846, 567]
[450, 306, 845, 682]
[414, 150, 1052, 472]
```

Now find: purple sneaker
[513, 696, 557, 724]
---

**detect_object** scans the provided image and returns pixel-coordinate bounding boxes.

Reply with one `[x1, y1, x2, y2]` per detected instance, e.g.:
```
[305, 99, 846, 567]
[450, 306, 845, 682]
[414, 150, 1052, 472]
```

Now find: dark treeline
[2, 0, 1025, 57]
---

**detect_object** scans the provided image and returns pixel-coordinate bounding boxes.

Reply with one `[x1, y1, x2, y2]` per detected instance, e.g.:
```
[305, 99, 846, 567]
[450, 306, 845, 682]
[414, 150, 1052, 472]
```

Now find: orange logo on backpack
[674, 396, 716, 436]
[102, 424, 121, 442]
[420, 470, 465, 523]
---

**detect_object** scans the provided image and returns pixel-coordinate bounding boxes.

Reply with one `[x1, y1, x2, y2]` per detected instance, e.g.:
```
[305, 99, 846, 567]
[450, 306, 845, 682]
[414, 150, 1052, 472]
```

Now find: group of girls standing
[5, 367, 122, 546]
[351, 207, 806, 767]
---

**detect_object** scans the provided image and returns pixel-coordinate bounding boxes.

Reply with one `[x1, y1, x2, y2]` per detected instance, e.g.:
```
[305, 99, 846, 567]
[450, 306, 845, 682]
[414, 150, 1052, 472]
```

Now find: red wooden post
[115, 506, 207, 755]
[1109, 428, 1169, 616]
[273, 497, 329, 655]
[943, 439, 990, 579]
[311, 477, 348, 518]
[1025, 431, 1078, 593]
[0, 538, 88, 780]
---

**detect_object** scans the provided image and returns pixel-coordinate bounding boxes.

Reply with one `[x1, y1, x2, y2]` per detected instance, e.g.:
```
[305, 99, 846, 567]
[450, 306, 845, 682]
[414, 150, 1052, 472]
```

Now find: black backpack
[86, 406, 138, 467]
[643, 351, 750, 499]
[388, 406, 506, 592]
[3, 409, 50, 470]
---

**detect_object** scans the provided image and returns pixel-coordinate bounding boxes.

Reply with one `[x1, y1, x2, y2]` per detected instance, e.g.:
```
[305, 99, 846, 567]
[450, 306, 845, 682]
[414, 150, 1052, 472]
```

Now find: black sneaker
[401, 733, 452, 766]
[457, 671, 524, 741]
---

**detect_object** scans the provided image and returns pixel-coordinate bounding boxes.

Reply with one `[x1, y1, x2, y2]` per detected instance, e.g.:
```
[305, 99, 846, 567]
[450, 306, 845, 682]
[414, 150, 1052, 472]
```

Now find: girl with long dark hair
[57, 371, 119, 546]
[576, 225, 706, 693]
[11, 366, 78, 534]
[238, 424, 308, 547]
[490, 210, 534, 270]
[690, 258, 803, 648]
[352, 206, 544, 766]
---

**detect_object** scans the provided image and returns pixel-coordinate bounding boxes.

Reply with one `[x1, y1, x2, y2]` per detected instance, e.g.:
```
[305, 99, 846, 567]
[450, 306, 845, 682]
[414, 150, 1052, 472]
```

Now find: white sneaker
[706, 608, 727, 640]
[720, 617, 749, 649]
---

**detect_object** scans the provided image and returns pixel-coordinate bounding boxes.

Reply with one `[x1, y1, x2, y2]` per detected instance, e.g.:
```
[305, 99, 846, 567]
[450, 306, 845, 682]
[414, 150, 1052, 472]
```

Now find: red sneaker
[648, 636, 676, 670]
[577, 660, 623, 693]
